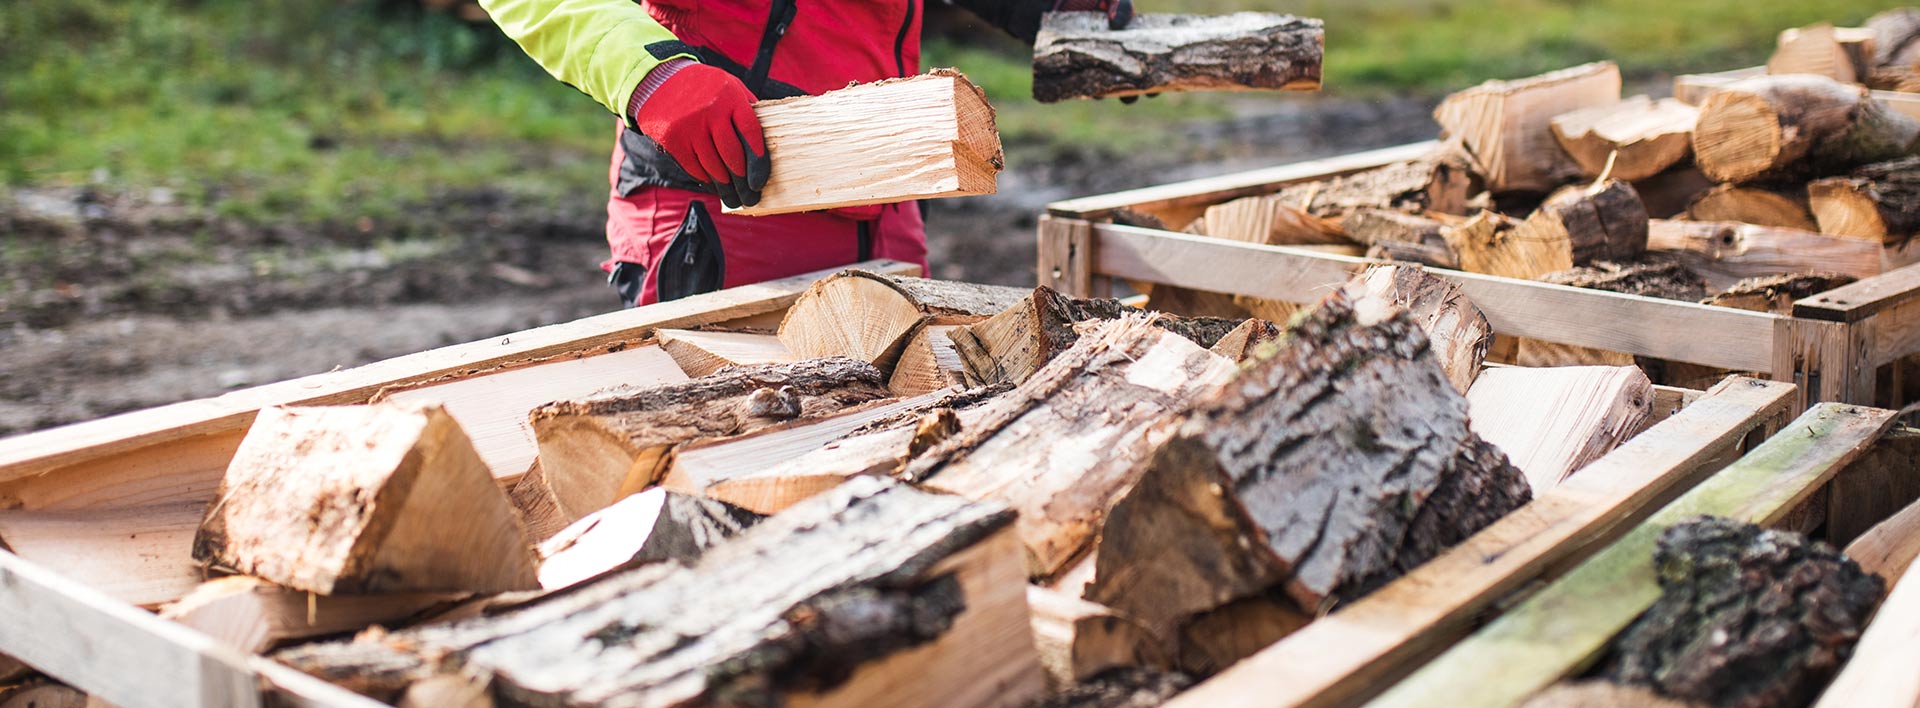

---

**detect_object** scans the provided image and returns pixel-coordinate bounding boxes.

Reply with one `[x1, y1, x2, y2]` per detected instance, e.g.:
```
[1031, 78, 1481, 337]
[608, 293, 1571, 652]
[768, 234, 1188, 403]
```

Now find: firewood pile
[105, 264, 1694, 707]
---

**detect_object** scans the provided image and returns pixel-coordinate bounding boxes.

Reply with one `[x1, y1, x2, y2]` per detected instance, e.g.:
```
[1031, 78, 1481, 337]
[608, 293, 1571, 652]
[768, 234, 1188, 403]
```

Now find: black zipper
[894, 0, 916, 77]
[746, 0, 797, 96]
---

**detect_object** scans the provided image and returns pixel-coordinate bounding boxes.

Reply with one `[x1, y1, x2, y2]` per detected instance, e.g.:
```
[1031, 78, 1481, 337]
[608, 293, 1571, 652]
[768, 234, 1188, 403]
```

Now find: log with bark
[655, 329, 794, 378]
[1538, 256, 1709, 302]
[1465, 365, 1654, 492]
[778, 271, 1029, 372]
[528, 358, 891, 523]
[1031, 12, 1322, 103]
[1869, 7, 1920, 68]
[533, 487, 760, 590]
[276, 477, 1046, 708]
[1809, 156, 1920, 245]
[1273, 147, 1481, 218]
[1595, 516, 1882, 708]
[1340, 208, 1454, 253]
[1351, 264, 1492, 393]
[1685, 184, 1820, 231]
[1702, 273, 1857, 313]
[1526, 178, 1651, 265]
[947, 286, 1246, 387]
[730, 70, 1002, 216]
[909, 315, 1239, 579]
[1693, 74, 1920, 184]
[1434, 62, 1622, 193]
[1085, 286, 1532, 674]
[1647, 218, 1887, 290]
[193, 403, 538, 595]
[158, 577, 456, 654]
[1550, 96, 1699, 182]
[1769, 23, 1876, 84]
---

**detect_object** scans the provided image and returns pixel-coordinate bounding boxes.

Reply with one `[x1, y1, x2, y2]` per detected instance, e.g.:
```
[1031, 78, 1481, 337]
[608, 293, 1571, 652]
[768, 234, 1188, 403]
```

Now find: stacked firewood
[119, 264, 1704, 706]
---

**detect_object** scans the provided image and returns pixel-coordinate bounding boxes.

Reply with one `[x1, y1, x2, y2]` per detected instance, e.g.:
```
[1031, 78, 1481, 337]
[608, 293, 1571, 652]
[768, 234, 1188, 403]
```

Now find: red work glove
[1055, 0, 1132, 30]
[631, 62, 771, 209]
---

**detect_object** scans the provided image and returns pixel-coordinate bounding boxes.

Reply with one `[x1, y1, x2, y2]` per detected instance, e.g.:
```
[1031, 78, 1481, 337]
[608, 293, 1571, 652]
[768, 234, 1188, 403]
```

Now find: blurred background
[0, 0, 1900, 434]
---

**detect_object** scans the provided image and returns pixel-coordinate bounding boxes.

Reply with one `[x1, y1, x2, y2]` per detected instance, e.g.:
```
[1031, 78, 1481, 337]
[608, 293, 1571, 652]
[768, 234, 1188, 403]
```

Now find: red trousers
[604, 125, 930, 306]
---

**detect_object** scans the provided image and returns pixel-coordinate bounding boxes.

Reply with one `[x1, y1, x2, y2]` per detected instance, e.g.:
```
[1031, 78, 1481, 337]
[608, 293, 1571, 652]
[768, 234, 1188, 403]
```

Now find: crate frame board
[1042, 144, 1920, 410]
[0, 259, 920, 707]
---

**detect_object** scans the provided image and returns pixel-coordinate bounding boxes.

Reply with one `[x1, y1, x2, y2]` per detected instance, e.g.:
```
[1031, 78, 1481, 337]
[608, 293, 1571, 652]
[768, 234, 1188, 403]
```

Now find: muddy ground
[0, 94, 1437, 435]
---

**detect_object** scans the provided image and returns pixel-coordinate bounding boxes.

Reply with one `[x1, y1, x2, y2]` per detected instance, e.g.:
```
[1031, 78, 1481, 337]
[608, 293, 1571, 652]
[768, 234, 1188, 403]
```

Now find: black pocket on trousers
[656, 200, 726, 302]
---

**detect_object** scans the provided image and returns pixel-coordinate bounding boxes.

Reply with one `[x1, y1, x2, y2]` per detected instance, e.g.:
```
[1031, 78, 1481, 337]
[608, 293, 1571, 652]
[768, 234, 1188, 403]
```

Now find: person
[477, 0, 1132, 306]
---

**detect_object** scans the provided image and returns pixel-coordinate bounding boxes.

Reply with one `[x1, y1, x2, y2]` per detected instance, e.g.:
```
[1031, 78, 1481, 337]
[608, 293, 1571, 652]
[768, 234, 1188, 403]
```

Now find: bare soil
[0, 94, 1438, 436]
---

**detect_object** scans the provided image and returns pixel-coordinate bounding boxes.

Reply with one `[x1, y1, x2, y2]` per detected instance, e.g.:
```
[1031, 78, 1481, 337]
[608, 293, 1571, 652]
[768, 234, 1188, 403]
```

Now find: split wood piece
[374, 345, 689, 483]
[1527, 178, 1651, 265]
[0, 501, 205, 608]
[1594, 517, 1881, 708]
[1027, 586, 1166, 687]
[193, 404, 538, 595]
[1550, 96, 1698, 182]
[700, 406, 970, 515]
[158, 576, 454, 654]
[948, 286, 1245, 387]
[729, 70, 1001, 216]
[655, 329, 793, 378]
[1466, 366, 1655, 493]
[275, 477, 1046, 708]
[1869, 7, 1920, 68]
[1769, 24, 1876, 84]
[1685, 184, 1820, 231]
[504, 461, 570, 544]
[1205, 317, 1280, 362]
[1197, 194, 1350, 246]
[1703, 273, 1857, 314]
[533, 487, 759, 590]
[1166, 377, 1796, 708]
[1845, 493, 1920, 586]
[1809, 156, 1920, 245]
[1814, 550, 1920, 708]
[778, 271, 1029, 372]
[1521, 682, 1701, 708]
[1633, 167, 1715, 219]
[1370, 402, 1897, 708]
[1693, 74, 1920, 184]
[659, 387, 982, 514]
[1867, 64, 1920, 92]
[1647, 219, 1887, 291]
[0, 682, 88, 708]
[1272, 149, 1482, 218]
[911, 315, 1238, 579]
[1539, 257, 1708, 302]
[1030, 12, 1322, 103]
[1367, 240, 1461, 269]
[529, 357, 890, 523]
[1352, 264, 1493, 393]
[1341, 207, 1460, 256]
[1444, 210, 1567, 279]
[889, 324, 970, 395]
[1086, 288, 1531, 673]
[1434, 62, 1622, 193]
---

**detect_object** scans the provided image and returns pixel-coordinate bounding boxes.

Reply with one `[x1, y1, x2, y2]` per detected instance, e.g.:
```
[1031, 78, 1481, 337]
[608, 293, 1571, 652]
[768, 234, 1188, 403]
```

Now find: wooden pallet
[1041, 142, 1920, 410]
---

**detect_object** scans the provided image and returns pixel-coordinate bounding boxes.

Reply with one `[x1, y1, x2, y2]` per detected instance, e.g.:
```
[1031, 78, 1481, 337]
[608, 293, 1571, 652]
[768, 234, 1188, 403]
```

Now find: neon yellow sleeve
[478, 0, 698, 119]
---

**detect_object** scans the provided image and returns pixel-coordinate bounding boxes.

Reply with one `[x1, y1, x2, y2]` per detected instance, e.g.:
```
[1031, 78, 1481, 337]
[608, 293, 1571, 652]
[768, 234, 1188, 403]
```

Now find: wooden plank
[1676, 65, 1920, 120]
[0, 260, 919, 490]
[728, 71, 1000, 216]
[1168, 377, 1795, 708]
[1089, 224, 1779, 370]
[0, 502, 206, 608]
[1814, 554, 1920, 708]
[1045, 141, 1438, 219]
[1844, 488, 1920, 583]
[376, 345, 689, 482]
[1369, 402, 1897, 708]
[1036, 215, 1101, 298]
[1827, 428, 1920, 546]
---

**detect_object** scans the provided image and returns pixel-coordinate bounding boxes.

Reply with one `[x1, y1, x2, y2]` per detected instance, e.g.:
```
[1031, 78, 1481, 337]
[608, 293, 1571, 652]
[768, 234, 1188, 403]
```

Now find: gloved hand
[632, 63, 771, 209]
[1054, 0, 1132, 30]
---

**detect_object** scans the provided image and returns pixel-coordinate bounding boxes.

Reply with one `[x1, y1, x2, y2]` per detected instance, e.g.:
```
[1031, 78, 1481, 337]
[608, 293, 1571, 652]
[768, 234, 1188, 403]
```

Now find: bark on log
[193, 404, 538, 595]
[158, 576, 455, 654]
[1434, 62, 1622, 193]
[729, 70, 1002, 216]
[1205, 317, 1280, 362]
[1647, 218, 1886, 291]
[1809, 156, 1920, 245]
[656, 329, 794, 378]
[1465, 365, 1654, 492]
[276, 477, 1045, 708]
[1085, 287, 1531, 671]
[1868, 8, 1920, 68]
[778, 271, 1029, 372]
[1367, 240, 1462, 269]
[888, 324, 970, 395]
[1550, 96, 1699, 181]
[1526, 179, 1652, 265]
[1351, 265, 1493, 394]
[1272, 149, 1481, 218]
[529, 358, 890, 523]
[1693, 74, 1920, 184]
[1031, 12, 1322, 103]
[1538, 256, 1708, 302]
[533, 487, 759, 590]
[1597, 517, 1882, 708]
[1685, 184, 1820, 231]
[909, 315, 1239, 579]
[1703, 273, 1856, 313]
[1030, 669, 1193, 708]
[1340, 208, 1453, 252]
[948, 286, 1245, 388]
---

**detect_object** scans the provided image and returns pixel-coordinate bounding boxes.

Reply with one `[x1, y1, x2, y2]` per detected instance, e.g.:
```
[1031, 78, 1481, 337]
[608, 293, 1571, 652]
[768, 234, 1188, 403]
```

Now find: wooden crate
[1039, 142, 1920, 410]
